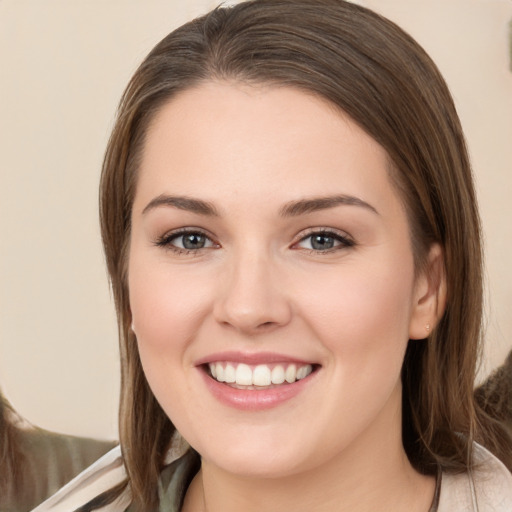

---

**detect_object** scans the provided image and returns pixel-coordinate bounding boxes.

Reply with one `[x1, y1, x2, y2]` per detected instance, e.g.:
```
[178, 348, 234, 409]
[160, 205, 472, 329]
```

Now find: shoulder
[21, 427, 116, 471]
[30, 445, 129, 512]
[0, 426, 115, 512]
[438, 442, 512, 512]
[30, 437, 195, 512]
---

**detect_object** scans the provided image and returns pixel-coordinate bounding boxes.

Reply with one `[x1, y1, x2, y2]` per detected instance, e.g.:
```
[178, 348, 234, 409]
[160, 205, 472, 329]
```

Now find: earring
[425, 323, 431, 335]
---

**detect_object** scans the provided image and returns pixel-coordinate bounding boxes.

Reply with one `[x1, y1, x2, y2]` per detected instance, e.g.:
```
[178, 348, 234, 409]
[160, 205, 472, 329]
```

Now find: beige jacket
[438, 443, 512, 512]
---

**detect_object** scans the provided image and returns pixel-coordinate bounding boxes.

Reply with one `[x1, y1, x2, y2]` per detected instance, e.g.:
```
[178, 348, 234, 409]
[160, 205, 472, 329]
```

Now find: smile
[198, 355, 319, 410]
[208, 362, 314, 388]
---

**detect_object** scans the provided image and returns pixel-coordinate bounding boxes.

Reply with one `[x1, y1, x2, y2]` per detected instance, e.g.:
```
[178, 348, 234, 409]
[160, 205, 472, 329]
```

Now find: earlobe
[408, 244, 447, 340]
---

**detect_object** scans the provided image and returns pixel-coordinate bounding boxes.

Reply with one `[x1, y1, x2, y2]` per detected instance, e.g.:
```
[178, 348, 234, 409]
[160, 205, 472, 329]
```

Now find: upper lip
[194, 351, 316, 366]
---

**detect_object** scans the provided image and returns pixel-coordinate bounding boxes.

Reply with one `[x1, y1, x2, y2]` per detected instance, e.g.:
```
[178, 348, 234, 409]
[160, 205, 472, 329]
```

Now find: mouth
[205, 361, 316, 389]
[196, 352, 320, 410]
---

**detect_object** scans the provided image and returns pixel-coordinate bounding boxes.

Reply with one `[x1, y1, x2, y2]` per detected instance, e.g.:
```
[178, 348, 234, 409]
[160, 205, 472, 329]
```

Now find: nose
[213, 250, 292, 335]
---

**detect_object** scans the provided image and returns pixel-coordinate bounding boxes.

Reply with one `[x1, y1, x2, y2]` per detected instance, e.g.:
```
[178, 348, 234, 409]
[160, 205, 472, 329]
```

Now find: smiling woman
[130, 85, 427, 469]
[34, 1, 512, 511]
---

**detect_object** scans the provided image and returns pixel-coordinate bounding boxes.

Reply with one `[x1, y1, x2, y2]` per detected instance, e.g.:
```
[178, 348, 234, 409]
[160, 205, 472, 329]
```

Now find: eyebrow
[279, 195, 379, 217]
[142, 193, 378, 218]
[142, 195, 219, 216]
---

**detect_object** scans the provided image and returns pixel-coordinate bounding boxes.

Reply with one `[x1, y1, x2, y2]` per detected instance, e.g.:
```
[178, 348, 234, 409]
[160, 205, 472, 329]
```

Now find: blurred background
[1, 0, 511, 441]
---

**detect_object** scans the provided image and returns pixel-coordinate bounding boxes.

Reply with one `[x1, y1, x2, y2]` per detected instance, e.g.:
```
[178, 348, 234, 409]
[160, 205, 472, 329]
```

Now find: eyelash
[154, 229, 217, 255]
[293, 228, 355, 254]
[154, 228, 355, 255]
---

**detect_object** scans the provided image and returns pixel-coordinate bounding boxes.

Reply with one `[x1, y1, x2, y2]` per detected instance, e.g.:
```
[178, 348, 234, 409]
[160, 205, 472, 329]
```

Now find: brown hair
[475, 350, 512, 439]
[97, 0, 511, 509]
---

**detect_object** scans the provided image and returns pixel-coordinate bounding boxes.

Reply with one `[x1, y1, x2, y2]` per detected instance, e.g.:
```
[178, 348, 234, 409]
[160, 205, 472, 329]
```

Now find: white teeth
[271, 365, 285, 384]
[209, 362, 313, 387]
[215, 363, 225, 382]
[296, 365, 313, 380]
[253, 365, 271, 386]
[285, 364, 297, 383]
[224, 364, 236, 383]
[235, 363, 253, 385]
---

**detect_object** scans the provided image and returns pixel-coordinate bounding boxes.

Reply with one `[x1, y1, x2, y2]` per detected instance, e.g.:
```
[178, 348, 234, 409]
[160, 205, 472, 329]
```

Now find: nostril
[213, 288, 292, 333]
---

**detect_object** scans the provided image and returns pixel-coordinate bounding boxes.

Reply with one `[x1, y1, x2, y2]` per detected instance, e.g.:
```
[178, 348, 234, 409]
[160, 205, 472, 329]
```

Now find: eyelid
[154, 227, 219, 252]
[291, 227, 355, 251]
[153, 226, 353, 254]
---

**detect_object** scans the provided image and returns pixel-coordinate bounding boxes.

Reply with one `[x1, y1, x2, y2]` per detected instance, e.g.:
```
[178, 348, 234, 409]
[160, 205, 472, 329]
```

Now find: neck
[182, 388, 435, 512]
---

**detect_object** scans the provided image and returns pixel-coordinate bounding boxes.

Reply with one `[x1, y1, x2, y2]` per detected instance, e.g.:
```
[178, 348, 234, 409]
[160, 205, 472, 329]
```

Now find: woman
[35, 1, 512, 511]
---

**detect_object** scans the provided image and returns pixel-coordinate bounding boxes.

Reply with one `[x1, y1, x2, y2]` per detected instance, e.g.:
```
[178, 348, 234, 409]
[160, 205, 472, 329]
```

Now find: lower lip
[200, 368, 316, 411]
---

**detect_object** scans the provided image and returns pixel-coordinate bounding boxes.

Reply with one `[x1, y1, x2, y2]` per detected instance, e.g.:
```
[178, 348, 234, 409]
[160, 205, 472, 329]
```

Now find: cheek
[128, 256, 210, 421]
[128, 253, 213, 355]
[297, 255, 415, 365]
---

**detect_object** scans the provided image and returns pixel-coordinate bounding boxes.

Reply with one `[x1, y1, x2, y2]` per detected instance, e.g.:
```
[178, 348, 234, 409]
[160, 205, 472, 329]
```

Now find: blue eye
[310, 234, 337, 250]
[176, 233, 210, 250]
[156, 230, 215, 252]
[296, 231, 354, 252]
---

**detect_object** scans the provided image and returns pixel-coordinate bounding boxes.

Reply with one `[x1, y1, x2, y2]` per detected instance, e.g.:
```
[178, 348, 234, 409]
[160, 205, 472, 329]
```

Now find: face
[128, 82, 433, 478]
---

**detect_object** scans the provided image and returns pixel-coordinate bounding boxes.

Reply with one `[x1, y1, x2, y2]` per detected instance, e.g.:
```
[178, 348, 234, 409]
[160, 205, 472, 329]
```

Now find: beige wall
[0, 0, 510, 440]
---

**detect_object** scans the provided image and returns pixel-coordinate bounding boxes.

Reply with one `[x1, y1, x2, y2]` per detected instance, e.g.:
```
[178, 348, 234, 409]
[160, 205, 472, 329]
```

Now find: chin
[209, 451, 306, 478]
[190, 429, 320, 479]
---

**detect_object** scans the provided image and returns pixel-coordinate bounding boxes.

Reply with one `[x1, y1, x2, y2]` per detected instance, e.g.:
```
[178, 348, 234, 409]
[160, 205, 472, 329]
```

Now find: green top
[0, 426, 115, 512]
[123, 450, 200, 512]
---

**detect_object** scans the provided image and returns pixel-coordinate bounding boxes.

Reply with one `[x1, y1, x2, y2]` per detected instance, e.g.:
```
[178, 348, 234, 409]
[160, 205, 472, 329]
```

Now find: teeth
[285, 364, 297, 383]
[297, 365, 313, 380]
[271, 365, 285, 384]
[253, 365, 271, 386]
[208, 362, 313, 387]
[235, 364, 253, 385]
[215, 363, 225, 382]
[224, 364, 236, 383]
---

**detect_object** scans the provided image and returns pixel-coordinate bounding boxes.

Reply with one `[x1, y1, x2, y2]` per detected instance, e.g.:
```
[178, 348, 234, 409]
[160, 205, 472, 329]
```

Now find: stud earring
[425, 323, 431, 335]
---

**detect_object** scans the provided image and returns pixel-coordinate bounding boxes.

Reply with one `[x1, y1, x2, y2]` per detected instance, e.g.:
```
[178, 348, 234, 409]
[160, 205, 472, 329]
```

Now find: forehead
[134, 81, 402, 219]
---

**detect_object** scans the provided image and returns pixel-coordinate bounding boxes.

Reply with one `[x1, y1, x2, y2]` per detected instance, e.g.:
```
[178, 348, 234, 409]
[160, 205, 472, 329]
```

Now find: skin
[129, 81, 445, 512]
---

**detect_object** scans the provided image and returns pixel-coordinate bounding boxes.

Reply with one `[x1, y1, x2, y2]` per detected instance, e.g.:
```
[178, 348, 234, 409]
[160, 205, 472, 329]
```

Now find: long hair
[98, 0, 511, 508]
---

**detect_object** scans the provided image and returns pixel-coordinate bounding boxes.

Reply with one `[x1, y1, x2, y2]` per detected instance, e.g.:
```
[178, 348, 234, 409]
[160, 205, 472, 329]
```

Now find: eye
[295, 230, 354, 252]
[155, 229, 216, 252]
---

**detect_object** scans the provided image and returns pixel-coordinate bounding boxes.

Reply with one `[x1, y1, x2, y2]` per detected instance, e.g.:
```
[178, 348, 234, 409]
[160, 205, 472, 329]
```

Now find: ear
[408, 243, 447, 340]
